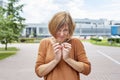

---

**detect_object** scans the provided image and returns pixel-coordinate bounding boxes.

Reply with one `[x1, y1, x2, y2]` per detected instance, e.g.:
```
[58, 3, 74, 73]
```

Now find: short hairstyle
[48, 11, 76, 38]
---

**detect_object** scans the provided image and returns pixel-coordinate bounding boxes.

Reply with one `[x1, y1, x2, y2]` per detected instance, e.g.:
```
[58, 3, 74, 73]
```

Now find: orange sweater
[35, 37, 91, 80]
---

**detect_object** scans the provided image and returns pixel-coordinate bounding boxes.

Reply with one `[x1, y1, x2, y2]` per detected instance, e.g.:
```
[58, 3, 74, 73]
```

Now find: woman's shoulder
[71, 37, 81, 42]
[70, 37, 84, 47]
[70, 37, 83, 45]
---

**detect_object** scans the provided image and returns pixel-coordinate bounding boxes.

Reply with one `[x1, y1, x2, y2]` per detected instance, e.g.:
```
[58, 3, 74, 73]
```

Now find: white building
[21, 18, 112, 38]
[74, 18, 111, 36]
[21, 23, 50, 38]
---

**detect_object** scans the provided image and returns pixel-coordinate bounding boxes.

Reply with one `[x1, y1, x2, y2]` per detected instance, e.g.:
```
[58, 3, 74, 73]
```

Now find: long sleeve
[74, 38, 91, 75]
[35, 39, 47, 77]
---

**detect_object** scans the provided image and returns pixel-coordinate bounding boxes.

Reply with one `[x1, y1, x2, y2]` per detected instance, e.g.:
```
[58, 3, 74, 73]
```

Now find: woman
[35, 11, 91, 80]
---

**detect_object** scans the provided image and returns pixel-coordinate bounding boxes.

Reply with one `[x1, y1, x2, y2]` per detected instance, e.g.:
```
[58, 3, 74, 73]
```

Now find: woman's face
[55, 24, 69, 43]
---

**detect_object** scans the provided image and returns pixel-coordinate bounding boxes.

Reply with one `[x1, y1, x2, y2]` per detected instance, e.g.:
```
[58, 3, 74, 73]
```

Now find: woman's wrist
[53, 59, 60, 64]
[64, 57, 71, 62]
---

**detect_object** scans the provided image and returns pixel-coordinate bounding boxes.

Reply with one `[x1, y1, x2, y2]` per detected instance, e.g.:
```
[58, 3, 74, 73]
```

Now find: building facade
[110, 20, 120, 36]
[74, 18, 111, 36]
[21, 18, 115, 38]
[21, 23, 50, 38]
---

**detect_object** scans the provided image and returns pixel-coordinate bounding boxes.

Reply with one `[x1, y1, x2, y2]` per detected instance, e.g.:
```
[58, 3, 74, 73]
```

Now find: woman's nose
[60, 31, 64, 36]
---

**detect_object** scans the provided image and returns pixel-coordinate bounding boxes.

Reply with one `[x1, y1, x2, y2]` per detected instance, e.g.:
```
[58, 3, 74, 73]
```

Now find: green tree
[0, 15, 18, 50]
[0, 0, 25, 50]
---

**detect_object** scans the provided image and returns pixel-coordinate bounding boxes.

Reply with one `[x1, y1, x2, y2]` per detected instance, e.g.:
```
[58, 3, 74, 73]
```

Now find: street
[0, 42, 120, 80]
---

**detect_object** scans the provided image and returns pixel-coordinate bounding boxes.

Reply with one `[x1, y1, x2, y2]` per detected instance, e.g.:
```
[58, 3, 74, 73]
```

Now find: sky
[19, 0, 120, 23]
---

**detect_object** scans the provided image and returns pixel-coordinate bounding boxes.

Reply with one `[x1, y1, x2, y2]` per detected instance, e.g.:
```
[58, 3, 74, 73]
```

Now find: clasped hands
[53, 42, 71, 62]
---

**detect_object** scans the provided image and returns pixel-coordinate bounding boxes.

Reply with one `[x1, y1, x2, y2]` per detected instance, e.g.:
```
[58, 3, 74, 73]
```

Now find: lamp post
[93, 23, 97, 37]
[103, 22, 106, 36]
[79, 24, 81, 37]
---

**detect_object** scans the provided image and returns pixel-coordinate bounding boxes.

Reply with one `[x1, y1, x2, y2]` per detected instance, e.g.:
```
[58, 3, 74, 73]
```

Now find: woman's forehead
[59, 23, 69, 29]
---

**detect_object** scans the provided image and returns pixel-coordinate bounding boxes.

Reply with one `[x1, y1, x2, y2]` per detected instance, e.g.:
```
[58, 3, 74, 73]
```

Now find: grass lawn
[0, 47, 19, 60]
[89, 39, 120, 47]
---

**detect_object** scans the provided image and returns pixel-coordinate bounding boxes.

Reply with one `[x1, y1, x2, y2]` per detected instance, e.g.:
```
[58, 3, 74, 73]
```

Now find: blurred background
[0, 0, 120, 80]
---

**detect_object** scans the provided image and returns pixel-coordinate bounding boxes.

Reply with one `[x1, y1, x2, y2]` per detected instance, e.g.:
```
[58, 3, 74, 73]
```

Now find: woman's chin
[57, 39, 64, 44]
[58, 40, 63, 44]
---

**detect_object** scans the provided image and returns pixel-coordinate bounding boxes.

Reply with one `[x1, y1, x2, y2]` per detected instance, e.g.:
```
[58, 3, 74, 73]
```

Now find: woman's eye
[64, 29, 68, 31]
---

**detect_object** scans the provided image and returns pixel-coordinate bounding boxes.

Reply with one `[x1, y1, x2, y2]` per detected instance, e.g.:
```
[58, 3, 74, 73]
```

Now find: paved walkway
[0, 42, 120, 80]
[81, 42, 120, 80]
[0, 43, 41, 80]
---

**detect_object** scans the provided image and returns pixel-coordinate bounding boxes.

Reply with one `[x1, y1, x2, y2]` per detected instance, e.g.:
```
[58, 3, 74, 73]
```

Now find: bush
[108, 38, 114, 42]
[116, 38, 120, 43]
[107, 38, 120, 44]
[90, 37, 102, 42]
[19, 38, 35, 43]
[20, 38, 26, 42]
